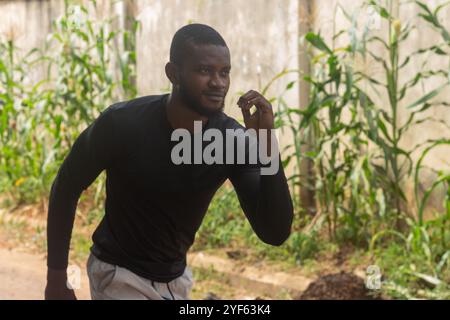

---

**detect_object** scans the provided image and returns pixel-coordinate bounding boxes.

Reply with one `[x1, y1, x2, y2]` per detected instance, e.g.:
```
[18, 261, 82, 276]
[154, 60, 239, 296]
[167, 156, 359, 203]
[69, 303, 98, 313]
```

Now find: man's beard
[178, 82, 224, 117]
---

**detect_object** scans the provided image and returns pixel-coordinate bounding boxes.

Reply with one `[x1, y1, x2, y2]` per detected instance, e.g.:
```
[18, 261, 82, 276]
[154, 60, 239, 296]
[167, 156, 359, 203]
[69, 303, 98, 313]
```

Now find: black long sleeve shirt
[47, 94, 293, 282]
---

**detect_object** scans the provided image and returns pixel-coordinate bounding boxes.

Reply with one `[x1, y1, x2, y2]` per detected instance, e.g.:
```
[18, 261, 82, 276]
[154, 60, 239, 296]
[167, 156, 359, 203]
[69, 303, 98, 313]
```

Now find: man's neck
[165, 93, 208, 133]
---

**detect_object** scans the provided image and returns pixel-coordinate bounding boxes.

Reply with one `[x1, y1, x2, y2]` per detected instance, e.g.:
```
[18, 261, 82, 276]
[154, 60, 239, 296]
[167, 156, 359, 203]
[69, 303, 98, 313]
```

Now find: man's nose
[209, 72, 226, 88]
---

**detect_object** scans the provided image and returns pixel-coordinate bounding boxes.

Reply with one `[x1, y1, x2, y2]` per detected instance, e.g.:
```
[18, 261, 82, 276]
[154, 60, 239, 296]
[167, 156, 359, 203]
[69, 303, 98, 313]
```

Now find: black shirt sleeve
[47, 107, 117, 269]
[228, 145, 294, 246]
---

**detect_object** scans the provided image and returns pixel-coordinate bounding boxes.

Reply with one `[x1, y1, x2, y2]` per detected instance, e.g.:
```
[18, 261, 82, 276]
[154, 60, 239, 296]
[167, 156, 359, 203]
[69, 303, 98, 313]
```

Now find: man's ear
[165, 62, 179, 86]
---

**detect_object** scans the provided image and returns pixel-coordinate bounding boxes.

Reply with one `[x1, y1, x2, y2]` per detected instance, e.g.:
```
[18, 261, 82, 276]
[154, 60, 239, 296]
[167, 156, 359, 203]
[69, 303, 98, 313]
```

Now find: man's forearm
[231, 152, 294, 246]
[47, 173, 82, 270]
[256, 163, 294, 245]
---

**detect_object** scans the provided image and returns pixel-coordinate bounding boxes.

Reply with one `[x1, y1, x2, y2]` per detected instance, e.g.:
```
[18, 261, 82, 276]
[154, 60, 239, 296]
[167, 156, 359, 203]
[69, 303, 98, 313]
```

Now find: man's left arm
[228, 90, 294, 246]
[229, 159, 294, 246]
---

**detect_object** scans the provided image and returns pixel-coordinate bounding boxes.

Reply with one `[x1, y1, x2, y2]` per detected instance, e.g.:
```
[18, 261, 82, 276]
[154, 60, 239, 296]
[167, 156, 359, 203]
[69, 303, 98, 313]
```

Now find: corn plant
[0, 0, 138, 204]
[0, 36, 50, 202]
[272, 0, 450, 297]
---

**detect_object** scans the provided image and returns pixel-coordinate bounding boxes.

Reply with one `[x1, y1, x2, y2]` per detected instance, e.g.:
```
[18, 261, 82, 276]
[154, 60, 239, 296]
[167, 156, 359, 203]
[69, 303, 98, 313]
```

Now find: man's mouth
[204, 94, 224, 102]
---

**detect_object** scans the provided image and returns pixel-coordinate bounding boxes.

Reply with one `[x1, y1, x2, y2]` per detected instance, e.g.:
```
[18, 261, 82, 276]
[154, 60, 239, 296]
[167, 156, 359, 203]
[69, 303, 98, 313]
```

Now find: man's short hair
[170, 23, 227, 66]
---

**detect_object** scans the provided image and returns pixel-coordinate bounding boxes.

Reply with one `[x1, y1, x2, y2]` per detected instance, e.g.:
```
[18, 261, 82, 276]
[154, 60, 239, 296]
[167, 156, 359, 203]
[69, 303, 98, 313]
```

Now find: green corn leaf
[305, 32, 332, 54]
[406, 83, 448, 109]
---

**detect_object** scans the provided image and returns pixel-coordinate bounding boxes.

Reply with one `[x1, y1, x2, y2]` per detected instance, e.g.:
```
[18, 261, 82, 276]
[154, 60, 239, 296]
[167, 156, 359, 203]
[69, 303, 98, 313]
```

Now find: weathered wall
[0, 0, 299, 157]
[133, 0, 299, 138]
[1, 0, 449, 210]
[312, 0, 450, 210]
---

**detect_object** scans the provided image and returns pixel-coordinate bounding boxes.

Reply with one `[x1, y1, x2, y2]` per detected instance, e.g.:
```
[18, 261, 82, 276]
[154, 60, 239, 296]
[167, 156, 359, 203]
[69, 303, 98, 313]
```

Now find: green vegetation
[200, 0, 450, 299]
[0, 0, 448, 299]
[0, 0, 137, 203]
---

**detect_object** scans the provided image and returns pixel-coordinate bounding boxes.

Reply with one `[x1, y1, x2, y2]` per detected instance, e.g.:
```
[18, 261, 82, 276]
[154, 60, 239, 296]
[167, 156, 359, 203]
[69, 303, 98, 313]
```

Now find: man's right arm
[45, 108, 117, 299]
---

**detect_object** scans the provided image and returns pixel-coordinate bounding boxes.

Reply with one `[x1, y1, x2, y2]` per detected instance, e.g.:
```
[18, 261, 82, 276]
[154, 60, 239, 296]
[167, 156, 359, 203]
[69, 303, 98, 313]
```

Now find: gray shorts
[86, 253, 194, 300]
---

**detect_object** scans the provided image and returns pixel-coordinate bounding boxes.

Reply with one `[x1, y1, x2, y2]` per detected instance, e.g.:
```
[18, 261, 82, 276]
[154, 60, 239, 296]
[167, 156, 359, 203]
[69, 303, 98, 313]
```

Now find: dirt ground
[0, 204, 380, 300]
[0, 248, 91, 300]
[297, 271, 381, 300]
[0, 240, 379, 300]
[0, 247, 379, 300]
[0, 246, 296, 300]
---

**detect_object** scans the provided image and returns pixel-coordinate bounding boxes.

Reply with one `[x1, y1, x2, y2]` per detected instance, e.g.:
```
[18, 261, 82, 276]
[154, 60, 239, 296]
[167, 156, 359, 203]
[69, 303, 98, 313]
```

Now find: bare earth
[0, 248, 91, 300]
[0, 206, 374, 300]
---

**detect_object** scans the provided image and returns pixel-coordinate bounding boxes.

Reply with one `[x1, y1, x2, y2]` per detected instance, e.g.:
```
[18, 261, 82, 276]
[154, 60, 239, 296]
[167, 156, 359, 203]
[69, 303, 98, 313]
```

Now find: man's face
[176, 44, 231, 117]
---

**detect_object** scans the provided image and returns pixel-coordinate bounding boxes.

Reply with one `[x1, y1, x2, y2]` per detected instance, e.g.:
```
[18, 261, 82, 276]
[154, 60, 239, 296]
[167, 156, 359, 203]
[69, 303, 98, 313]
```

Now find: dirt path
[0, 248, 91, 300]
[0, 207, 373, 300]
[0, 247, 300, 300]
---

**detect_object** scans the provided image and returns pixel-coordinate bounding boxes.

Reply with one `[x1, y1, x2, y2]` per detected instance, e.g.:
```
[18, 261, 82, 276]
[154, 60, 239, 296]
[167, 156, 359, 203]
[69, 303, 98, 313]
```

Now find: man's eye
[199, 68, 209, 74]
[221, 70, 230, 76]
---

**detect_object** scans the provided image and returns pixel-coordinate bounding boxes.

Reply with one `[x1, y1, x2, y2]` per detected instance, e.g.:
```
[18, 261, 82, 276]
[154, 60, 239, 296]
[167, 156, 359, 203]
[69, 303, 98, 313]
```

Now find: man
[45, 23, 293, 300]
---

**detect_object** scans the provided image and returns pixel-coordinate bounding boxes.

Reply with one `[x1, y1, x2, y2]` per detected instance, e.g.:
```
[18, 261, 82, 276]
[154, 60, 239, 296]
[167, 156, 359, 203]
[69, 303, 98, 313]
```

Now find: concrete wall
[134, 0, 299, 123]
[0, 0, 63, 84]
[312, 0, 450, 210]
[0, 0, 299, 156]
[1, 0, 449, 209]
